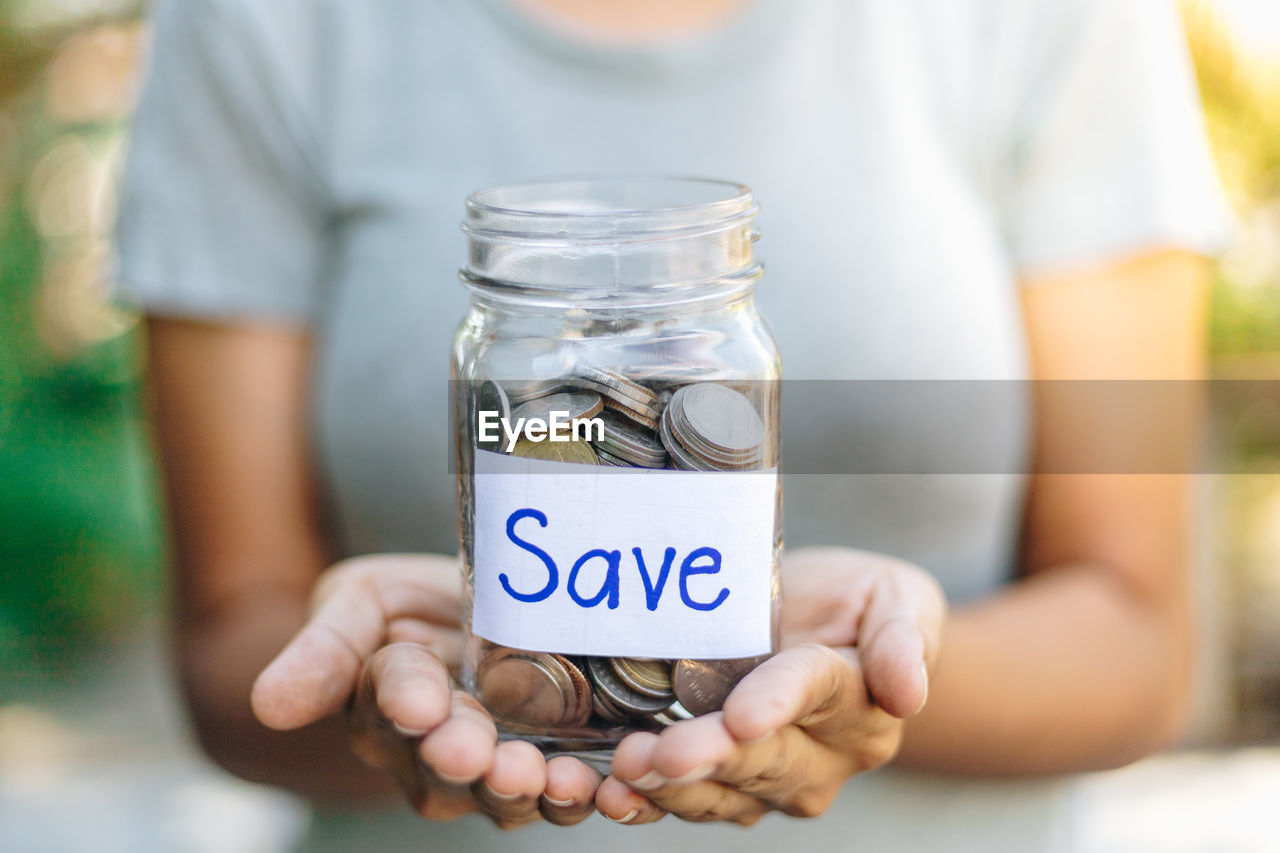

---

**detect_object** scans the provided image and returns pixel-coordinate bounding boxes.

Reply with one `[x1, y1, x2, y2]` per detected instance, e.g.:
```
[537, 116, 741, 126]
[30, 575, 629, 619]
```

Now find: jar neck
[466, 268, 761, 318]
[460, 177, 761, 309]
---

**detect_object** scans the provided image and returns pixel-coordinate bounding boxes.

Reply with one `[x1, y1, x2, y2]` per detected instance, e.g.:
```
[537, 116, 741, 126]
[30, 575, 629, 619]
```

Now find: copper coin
[551, 653, 595, 727]
[672, 656, 770, 716]
[476, 648, 573, 728]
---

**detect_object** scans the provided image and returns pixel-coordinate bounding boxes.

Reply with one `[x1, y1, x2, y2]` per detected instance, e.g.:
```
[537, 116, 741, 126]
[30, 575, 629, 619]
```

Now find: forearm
[179, 588, 394, 801]
[895, 562, 1192, 775]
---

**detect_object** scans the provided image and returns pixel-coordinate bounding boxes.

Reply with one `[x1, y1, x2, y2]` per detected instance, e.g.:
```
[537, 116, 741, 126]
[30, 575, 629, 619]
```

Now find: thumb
[251, 572, 387, 730]
[857, 567, 945, 719]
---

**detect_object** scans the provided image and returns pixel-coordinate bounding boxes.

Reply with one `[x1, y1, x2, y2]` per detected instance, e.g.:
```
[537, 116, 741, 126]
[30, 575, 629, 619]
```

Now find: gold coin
[511, 438, 600, 465]
[613, 658, 674, 697]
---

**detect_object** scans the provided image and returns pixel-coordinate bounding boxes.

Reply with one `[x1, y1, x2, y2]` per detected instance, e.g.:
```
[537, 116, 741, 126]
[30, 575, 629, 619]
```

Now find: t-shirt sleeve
[992, 0, 1233, 275]
[112, 0, 326, 323]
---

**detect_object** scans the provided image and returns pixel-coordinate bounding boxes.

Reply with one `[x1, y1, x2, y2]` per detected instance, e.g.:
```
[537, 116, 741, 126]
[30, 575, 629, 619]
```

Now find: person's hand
[249, 554, 602, 828]
[595, 546, 946, 825]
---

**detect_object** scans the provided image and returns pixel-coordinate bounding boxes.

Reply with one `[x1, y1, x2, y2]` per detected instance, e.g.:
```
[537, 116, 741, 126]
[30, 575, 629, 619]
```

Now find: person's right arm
[147, 317, 387, 799]
[148, 317, 602, 825]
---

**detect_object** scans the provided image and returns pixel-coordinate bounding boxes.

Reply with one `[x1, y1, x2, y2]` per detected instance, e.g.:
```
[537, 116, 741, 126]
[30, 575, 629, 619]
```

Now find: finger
[386, 619, 464, 670]
[417, 689, 498, 785]
[474, 740, 547, 829]
[857, 568, 945, 718]
[595, 775, 667, 826]
[251, 555, 462, 730]
[719, 644, 861, 743]
[541, 755, 603, 826]
[368, 642, 453, 735]
[614, 717, 803, 819]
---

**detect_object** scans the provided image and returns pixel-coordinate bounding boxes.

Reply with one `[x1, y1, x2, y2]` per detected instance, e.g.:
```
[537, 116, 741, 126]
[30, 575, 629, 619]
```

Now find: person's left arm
[595, 249, 1205, 824]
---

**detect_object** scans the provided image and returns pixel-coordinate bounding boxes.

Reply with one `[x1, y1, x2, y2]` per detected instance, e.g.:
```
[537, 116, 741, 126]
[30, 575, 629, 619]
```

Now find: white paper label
[472, 450, 777, 658]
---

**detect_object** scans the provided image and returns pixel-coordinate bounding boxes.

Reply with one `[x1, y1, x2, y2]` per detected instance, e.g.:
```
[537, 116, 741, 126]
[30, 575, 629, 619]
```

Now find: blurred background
[1, 0, 1278, 850]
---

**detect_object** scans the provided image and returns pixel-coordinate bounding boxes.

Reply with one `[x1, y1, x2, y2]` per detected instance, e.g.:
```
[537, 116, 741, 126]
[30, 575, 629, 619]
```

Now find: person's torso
[307, 0, 1029, 607]
[283, 1, 1065, 849]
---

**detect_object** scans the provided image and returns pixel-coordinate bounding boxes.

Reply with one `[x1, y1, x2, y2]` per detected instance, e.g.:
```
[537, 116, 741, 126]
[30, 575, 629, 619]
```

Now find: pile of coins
[471, 367, 772, 731]
[475, 643, 769, 732]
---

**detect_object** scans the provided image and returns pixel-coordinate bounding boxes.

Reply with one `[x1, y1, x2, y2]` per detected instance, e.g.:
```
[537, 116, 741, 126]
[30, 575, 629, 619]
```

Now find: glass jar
[452, 177, 782, 769]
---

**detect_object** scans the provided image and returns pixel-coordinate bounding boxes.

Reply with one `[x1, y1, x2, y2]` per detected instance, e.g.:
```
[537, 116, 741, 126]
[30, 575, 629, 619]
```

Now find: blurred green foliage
[1, 2, 160, 682]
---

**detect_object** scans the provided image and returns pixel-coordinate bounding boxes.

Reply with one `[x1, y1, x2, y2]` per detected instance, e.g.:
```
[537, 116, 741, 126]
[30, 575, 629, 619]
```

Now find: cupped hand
[595, 547, 946, 825]
[249, 554, 601, 828]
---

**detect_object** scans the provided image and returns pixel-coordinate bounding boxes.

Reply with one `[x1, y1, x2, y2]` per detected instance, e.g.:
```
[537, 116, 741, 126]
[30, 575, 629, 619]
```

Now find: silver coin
[576, 366, 661, 408]
[671, 384, 765, 458]
[504, 377, 572, 405]
[660, 403, 716, 471]
[475, 380, 511, 452]
[570, 377, 664, 421]
[586, 657, 673, 714]
[599, 411, 667, 461]
[592, 688, 631, 722]
[603, 397, 660, 431]
[596, 437, 666, 468]
[511, 391, 604, 426]
[595, 447, 639, 468]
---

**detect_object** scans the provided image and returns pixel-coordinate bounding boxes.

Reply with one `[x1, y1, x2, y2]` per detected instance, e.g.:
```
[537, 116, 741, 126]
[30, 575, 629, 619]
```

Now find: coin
[512, 438, 600, 465]
[475, 380, 511, 452]
[586, 656, 674, 715]
[611, 658, 674, 699]
[603, 396, 660, 431]
[477, 649, 576, 728]
[512, 391, 604, 425]
[505, 378, 573, 405]
[552, 653, 595, 727]
[576, 366, 661, 409]
[671, 656, 770, 716]
[595, 447, 638, 468]
[660, 403, 716, 471]
[597, 411, 667, 467]
[570, 377, 664, 421]
[592, 688, 631, 722]
[671, 384, 765, 460]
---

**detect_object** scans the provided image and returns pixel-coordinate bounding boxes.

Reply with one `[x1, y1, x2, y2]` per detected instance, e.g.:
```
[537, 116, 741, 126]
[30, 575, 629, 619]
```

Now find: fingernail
[608, 808, 639, 824]
[393, 722, 428, 738]
[628, 771, 665, 791]
[543, 795, 575, 807]
[916, 662, 930, 715]
[487, 788, 525, 802]
[630, 763, 714, 791]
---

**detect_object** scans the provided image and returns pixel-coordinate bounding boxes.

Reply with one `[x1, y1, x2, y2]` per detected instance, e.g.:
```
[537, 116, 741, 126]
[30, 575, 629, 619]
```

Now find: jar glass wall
[452, 178, 782, 768]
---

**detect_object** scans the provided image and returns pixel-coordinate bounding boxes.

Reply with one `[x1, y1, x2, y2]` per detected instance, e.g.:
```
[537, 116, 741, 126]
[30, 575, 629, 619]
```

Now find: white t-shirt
[115, 0, 1229, 849]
